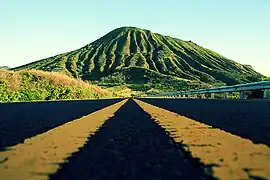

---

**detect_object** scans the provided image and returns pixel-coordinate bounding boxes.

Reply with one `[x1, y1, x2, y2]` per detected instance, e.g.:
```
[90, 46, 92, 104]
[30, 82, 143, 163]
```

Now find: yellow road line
[135, 99, 270, 180]
[0, 99, 128, 180]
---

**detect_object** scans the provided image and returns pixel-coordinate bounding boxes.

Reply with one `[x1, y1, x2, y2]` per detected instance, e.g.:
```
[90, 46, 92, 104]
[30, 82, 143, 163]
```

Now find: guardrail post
[211, 93, 215, 99]
[263, 89, 270, 99]
[240, 91, 245, 99]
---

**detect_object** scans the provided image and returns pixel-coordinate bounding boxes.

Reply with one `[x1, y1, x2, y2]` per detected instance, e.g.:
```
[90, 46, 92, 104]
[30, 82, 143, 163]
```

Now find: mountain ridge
[13, 26, 264, 86]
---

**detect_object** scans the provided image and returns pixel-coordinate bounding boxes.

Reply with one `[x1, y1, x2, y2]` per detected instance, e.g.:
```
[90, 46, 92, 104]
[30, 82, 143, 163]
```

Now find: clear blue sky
[1, 0, 270, 76]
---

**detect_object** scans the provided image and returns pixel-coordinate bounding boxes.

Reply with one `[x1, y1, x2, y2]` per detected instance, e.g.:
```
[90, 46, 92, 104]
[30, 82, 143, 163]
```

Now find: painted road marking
[0, 99, 128, 180]
[135, 99, 270, 180]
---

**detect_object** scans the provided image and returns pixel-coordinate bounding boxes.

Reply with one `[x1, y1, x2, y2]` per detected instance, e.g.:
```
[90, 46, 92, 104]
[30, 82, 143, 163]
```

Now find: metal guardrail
[152, 81, 270, 97]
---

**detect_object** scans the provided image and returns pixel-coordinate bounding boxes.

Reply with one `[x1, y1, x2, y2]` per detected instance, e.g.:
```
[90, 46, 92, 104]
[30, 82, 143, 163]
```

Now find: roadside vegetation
[97, 67, 217, 95]
[261, 77, 270, 81]
[0, 66, 9, 70]
[1, 68, 267, 102]
[2, 27, 267, 102]
[0, 69, 113, 102]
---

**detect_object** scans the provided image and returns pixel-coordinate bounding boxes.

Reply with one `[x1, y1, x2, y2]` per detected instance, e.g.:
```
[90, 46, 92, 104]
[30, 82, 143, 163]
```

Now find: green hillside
[0, 66, 9, 70]
[13, 27, 264, 88]
[99, 67, 214, 92]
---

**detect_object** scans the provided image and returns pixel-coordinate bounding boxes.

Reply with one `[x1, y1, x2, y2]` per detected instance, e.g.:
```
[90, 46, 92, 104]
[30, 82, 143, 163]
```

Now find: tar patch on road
[50, 99, 214, 180]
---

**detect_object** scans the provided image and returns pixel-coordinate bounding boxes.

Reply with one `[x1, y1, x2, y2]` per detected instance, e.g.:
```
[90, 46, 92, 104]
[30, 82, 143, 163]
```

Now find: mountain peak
[113, 26, 148, 32]
[115, 26, 142, 30]
[107, 26, 150, 37]
[13, 27, 264, 86]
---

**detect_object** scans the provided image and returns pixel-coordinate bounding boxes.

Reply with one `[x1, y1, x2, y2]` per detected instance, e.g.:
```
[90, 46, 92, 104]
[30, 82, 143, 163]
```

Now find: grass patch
[0, 69, 113, 102]
[98, 67, 218, 94]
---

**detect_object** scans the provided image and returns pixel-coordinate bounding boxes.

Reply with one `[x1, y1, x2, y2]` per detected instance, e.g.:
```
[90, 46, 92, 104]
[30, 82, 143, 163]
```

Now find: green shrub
[0, 70, 112, 102]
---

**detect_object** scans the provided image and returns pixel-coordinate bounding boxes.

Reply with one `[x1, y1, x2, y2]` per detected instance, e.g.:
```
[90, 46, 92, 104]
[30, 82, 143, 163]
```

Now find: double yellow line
[1, 99, 270, 180]
[135, 99, 270, 180]
[0, 99, 127, 180]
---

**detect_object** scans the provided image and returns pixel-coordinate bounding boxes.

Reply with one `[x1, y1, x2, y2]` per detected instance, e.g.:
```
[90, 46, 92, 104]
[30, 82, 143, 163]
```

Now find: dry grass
[0, 69, 9, 80]
[0, 69, 21, 90]
[26, 70, 105, 93]
[1, 69, 111, 95]
[1, 69, 115, 101]
[107, 86, 134, 97]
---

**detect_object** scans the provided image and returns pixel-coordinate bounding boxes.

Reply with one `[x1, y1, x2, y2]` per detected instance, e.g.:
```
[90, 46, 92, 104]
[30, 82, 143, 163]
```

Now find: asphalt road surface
[0, 99, 122, 150]
[0, 98, 270, 180]
[140, 98, 270, 146]
[50, 99, 213, 180]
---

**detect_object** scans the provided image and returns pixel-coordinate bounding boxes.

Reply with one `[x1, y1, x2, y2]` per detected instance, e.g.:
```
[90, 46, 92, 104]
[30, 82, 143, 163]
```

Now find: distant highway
[0, 98, 270, 179]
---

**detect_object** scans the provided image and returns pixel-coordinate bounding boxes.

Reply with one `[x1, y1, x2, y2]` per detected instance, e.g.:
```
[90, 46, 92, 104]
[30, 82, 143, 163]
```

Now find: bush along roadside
[0, 69, 112, 102]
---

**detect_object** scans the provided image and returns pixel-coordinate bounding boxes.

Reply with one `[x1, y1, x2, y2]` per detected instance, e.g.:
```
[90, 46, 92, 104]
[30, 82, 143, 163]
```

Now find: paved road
[0, 98, 270, 180]
[50, 99, 212, 180]
[140, 98, 270, 146]
[0, 99, 122, 150]
[135, 99, 270, 179]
